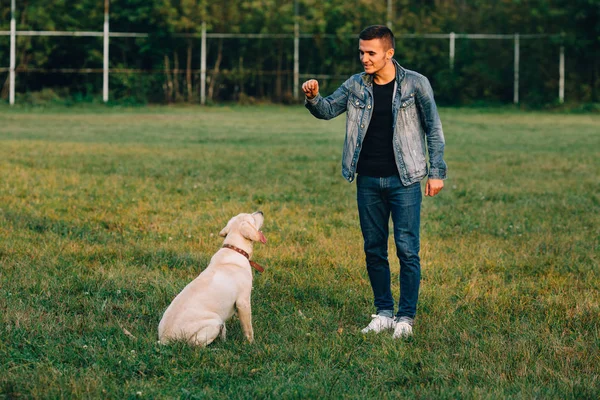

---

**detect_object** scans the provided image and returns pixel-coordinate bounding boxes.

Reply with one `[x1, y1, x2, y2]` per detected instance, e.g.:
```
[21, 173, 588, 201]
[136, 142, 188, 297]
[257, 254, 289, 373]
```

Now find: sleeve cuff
[304, 95, 320, 105]
[428, 168, 447, 180]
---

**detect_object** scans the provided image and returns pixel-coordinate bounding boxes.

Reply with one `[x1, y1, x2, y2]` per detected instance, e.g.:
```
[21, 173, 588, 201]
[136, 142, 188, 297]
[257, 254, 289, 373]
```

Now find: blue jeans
[356, 174, 422, 320]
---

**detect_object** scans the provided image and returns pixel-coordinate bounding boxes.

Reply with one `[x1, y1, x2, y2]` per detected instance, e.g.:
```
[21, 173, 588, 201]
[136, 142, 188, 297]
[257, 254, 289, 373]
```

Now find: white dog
[158, 211, 266, 346]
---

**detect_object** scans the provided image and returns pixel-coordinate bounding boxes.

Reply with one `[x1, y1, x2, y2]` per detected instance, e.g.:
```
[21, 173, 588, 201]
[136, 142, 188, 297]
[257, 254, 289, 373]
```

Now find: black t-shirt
[356, 79, 397, 177]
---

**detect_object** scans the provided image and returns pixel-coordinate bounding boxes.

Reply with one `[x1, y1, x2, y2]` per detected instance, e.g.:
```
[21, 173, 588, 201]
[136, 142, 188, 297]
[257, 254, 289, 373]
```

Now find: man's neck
[373, 62, 396, 85]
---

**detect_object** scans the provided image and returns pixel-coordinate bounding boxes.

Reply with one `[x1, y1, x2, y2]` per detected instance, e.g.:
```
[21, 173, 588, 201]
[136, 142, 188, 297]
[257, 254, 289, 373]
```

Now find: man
[302, 25, 447, 339]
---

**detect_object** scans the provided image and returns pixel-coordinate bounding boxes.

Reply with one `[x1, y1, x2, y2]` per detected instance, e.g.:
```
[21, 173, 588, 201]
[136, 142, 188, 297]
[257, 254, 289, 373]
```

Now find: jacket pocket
[347, 93, 365, 124]
[399, 93, 416, 109]
[399, 93, 418, 124]
[348, 93, 366, 109]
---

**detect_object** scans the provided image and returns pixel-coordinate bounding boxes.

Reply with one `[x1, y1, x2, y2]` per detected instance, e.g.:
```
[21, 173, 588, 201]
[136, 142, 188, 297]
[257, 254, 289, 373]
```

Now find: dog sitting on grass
[158, 211, 266, 346]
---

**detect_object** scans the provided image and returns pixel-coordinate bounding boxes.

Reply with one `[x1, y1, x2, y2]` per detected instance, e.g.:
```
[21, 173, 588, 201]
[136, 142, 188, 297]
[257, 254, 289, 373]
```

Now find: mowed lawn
[0, 105, 598, 399]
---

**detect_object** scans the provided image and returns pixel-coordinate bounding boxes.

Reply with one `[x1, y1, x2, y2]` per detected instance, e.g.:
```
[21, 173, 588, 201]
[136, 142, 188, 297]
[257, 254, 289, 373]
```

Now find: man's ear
[386, 48, 394, 60]
[240, 222, 267, 243]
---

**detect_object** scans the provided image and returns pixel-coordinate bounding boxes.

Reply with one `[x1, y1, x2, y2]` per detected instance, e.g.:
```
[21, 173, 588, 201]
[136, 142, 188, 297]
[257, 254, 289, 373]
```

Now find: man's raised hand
[302, 79, 319, 99]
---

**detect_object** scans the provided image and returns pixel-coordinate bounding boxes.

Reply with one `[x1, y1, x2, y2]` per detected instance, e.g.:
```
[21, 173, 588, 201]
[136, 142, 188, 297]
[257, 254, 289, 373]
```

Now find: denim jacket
[305, 59, 447, 184]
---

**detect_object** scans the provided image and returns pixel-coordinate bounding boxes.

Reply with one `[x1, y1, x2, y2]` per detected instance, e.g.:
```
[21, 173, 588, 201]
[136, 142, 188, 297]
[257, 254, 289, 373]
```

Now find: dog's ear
[219, 217, 234, 237]
[240, 222, 267, 243]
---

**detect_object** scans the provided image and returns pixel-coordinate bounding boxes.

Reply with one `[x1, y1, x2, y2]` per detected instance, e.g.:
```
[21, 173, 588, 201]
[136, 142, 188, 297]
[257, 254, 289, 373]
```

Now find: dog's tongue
[259, 231, 267, 244]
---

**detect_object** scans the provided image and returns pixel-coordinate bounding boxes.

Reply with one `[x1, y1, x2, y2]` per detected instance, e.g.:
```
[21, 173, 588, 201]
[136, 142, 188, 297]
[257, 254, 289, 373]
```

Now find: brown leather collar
[222, 244, 265, 273]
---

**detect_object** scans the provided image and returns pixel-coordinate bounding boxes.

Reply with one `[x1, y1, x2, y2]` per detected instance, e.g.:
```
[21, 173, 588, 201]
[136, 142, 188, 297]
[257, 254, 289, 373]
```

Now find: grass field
[0, 105, 598, 399]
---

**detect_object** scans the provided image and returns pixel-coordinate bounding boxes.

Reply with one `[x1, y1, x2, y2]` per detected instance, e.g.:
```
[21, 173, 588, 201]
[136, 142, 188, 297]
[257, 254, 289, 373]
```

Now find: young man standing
[302, 25, 447, 338]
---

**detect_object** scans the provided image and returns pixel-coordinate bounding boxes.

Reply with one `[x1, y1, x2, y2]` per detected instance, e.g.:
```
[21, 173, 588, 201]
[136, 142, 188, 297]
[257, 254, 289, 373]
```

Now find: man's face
[359, 38, 393, 75]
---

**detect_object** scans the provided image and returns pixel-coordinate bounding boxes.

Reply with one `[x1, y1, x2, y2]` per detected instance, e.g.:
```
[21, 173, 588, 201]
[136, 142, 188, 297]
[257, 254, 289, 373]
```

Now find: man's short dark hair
[359, 25, 395, 50]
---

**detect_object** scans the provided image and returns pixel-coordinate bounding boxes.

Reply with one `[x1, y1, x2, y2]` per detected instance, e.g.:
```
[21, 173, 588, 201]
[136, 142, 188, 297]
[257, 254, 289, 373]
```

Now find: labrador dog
[158, 211, 266, 346]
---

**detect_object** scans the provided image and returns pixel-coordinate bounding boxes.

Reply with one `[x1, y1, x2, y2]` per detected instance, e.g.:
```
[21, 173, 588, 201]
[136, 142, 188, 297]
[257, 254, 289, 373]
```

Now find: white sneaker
[361, 314, 396, 334]
[393, 320, 413, 339]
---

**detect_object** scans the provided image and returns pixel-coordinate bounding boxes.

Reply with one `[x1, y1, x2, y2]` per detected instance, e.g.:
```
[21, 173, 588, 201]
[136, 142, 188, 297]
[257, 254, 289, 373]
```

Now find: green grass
[0, 105, 598, 399]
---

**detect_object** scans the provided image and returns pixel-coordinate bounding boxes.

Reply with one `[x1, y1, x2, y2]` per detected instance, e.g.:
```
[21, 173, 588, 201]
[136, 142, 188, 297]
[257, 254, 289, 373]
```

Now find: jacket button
[360, 124, 364, 128]
[367, 105, 371, 109]
[355, 101, 359, 105]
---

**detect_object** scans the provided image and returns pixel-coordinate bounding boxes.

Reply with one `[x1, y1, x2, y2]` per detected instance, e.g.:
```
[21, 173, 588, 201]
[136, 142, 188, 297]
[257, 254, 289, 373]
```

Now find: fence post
[449, 32, 455, 71]
[103, 0, 109, 103]
[200, 22, 206, 105]
[9, 0, 16, 105]
[293, 0, 299, 99]
[559, 45, 565, 104]
[513, 33, 519, 104]
[294, 24, 299, 99]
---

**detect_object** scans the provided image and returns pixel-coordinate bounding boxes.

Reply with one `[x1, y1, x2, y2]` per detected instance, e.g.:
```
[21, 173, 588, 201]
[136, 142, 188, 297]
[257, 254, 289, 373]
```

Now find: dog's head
[219, 211, 266, 244]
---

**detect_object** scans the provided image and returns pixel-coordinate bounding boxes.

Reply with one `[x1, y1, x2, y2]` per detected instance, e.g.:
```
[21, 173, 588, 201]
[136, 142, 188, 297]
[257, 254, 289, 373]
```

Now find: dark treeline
[0, 0, 598, 106]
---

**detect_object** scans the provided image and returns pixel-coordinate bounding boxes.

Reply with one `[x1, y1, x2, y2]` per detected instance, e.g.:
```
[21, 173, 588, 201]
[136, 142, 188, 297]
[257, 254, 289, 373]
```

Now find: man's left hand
[425, 179, 444, 197]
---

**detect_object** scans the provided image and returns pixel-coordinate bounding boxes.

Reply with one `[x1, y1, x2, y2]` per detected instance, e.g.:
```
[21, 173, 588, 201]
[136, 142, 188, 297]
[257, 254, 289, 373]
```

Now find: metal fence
[1, 0, 565, 105]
